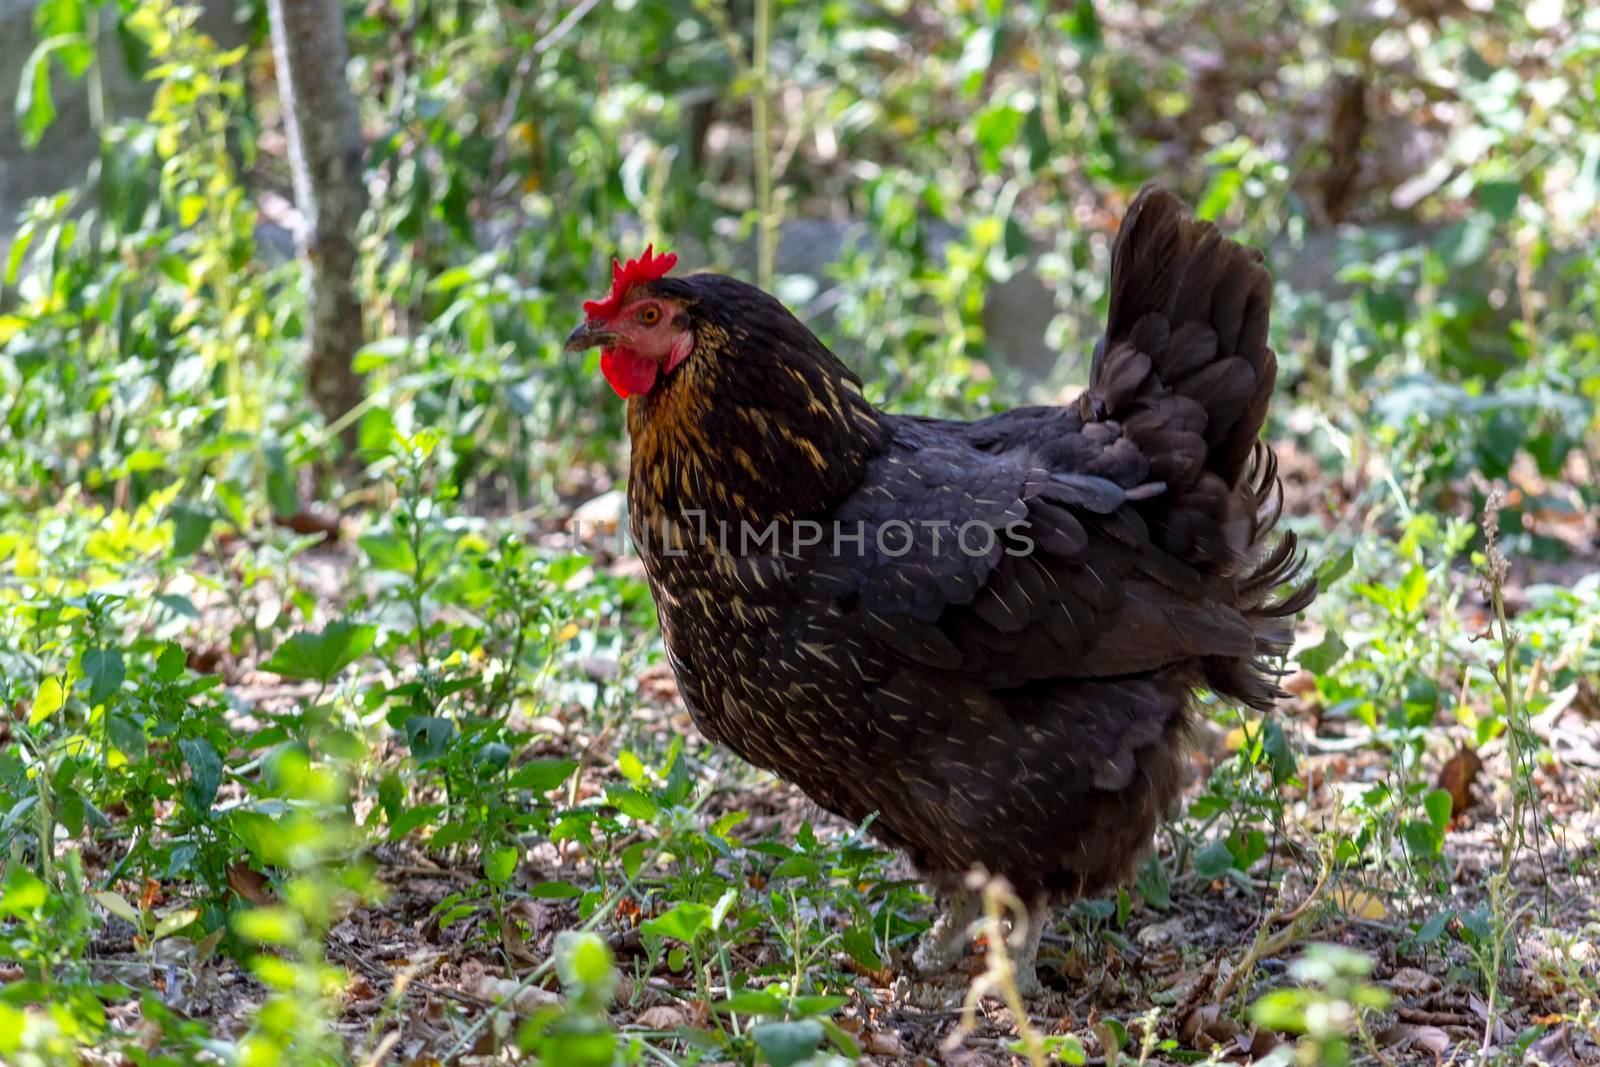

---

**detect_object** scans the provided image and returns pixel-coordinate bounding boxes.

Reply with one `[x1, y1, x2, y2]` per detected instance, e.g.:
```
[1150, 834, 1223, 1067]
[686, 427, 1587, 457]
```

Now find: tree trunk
[266, 0, 367, 449]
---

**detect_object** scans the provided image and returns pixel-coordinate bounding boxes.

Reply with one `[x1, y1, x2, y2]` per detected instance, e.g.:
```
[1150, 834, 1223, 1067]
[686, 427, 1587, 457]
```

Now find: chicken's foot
[1009, 894, 1053, 999]
[911, 886, 981, 976]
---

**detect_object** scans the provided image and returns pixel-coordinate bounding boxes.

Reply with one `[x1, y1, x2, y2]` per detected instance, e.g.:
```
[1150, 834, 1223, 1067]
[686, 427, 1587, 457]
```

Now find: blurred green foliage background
[0, 0, 1597, 1062]
[4, 0, 1595, 519]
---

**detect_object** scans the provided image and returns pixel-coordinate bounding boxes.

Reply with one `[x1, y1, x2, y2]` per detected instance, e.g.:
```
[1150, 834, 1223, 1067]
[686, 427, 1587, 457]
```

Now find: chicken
[565, 187, 1314, 994]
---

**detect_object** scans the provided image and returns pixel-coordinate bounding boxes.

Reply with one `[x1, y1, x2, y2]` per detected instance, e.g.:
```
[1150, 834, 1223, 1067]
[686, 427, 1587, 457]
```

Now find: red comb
[582, 244, 678, 319]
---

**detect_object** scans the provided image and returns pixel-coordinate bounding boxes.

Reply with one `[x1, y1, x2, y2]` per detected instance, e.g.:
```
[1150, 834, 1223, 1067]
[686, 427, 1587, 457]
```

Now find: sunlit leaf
[29, 677, 64, 725]
[91, 890, 140, 927]
[262, 622, 376, 682]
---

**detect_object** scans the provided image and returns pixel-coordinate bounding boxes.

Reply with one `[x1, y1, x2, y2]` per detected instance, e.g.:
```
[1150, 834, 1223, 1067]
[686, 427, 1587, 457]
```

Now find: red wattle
[600, 348, 659, 398]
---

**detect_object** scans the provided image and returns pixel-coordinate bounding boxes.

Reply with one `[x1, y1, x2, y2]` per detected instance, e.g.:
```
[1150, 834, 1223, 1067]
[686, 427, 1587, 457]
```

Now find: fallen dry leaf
[1179, 1003, 1239, 1049]
[634, 1005, 690, 1029]
[1239, 1028, 1281, 1058]
[1529, 1025, 1578, 1066]
[1222, 718, 1262, 752]
[1436, 745, 1484, 818]
[1331, 886, 1388, 920]
[346, 973, 376, 998]
[1378, 1023, 1452, 1055]
[862, 1029, 904, 1056]
[1282, 669, 1316, 696]
[467, 972, 559, 1015]
[1386, 966, 1444, 995]
[273, 509, 341, 543]
[226, 864, 275, 906]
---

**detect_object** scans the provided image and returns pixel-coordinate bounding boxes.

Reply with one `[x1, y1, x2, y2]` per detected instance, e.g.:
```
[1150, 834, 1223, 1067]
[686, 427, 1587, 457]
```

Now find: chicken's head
[564, 245, 694, 398]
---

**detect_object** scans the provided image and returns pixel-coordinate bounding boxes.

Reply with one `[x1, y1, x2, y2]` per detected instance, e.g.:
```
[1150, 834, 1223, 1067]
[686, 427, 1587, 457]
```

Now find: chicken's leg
[911, 886, 981, 976]
[1009, 895, 1053, 999]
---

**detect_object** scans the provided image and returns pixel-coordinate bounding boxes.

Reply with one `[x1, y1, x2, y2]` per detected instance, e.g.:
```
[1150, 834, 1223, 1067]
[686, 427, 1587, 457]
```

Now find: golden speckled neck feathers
[623, 277, 888, 537]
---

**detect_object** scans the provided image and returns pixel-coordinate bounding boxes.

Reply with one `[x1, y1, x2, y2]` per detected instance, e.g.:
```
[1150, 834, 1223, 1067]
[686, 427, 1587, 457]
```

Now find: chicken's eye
[638, 305, 662, 327]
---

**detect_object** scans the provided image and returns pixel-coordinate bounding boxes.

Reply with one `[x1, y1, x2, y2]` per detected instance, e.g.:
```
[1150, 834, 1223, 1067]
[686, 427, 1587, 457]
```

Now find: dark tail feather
[1089, 185, 1277, 489]
[1092, 187, 1315, 706]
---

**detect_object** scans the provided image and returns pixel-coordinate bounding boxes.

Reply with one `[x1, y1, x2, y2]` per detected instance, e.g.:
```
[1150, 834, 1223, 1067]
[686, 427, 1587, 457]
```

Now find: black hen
[566, 187, 1314, 992]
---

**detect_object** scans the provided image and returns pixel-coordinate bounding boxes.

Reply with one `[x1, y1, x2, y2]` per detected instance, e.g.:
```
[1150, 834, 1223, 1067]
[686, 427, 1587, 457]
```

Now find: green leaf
[527, 881, 583, 899]
[80, 648, 125, 707]
[1398, 564, 1429, 615]
[0, 868, 48, 917]
[1134, 854, 1171, 910]
[1067, 0, 1101, 42]
[1194, 840, 1235, 879]
[264, 445, 298, 518]
[1262, 719, 1298, 786]
[509, 758, 578, 793]
[387, 803, 445, 839]
[376, 772, 404, 823]
[485, 847, 519, 884]
[641, 902, 711, 944]
[179, 737, 223, 810]
[605, 785, 659, 822]
[1298, 630, 1347, 675]
[5, 227, 36, 287]
[973, 103, 1024, 171]
[353, 337, 411, 372]
[169, 505, 213, 556]
[29, 676, 64, 725]
[1402, 819, 1440, 858]
[262, 622, 376, 683]
[535, 1031, 617, 1067]
[1424, 788, 1453, 834]
[751, 1020, 825, 1067]
[1197, 168, 1243, 221]
[156, 643, 188, 682]
[231, 813, 288, 864]
[233, 906, 302, 945]
[819, 1017, 862, 1060]
[715, 990, 786, 1016]
[1009, 1034, 1086, 1064]
[92, 890, 140, 927]
[617, 749, 646, 785]
[35, 0, 89, 40]
[1314, 547, 1355, 590]
[213, 480, 248, 530]
[710, 887, 738, 931]
[107, 715, 147, 760]
[475, 741, 511, 775]
[1249, 988, 1311, 1032]
[789, 994, 848, 1017]
[710, 810, 748, 840]
[156, 593, 200, 620]
[840, 927, 883, 971]
[554, 930, 616, 992]
[153, 908, 200, 940]
[359, 407, 398, 456]
[770, 854, 820, 880]
[358, 533, 417, 575]
[18, 38, 64, 148]
[620, 842, 648, 879]
[1477, 179, 1521, 222]
[1412, 909, 1453, 946]
[404, 716, 454, 762]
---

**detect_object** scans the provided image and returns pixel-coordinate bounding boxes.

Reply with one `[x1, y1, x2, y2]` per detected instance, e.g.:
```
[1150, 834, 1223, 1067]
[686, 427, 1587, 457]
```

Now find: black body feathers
[627, 187, 1313, 896]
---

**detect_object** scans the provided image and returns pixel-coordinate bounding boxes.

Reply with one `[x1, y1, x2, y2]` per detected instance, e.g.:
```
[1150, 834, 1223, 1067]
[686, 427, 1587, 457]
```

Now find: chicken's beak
[565, 321, 620, 353]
